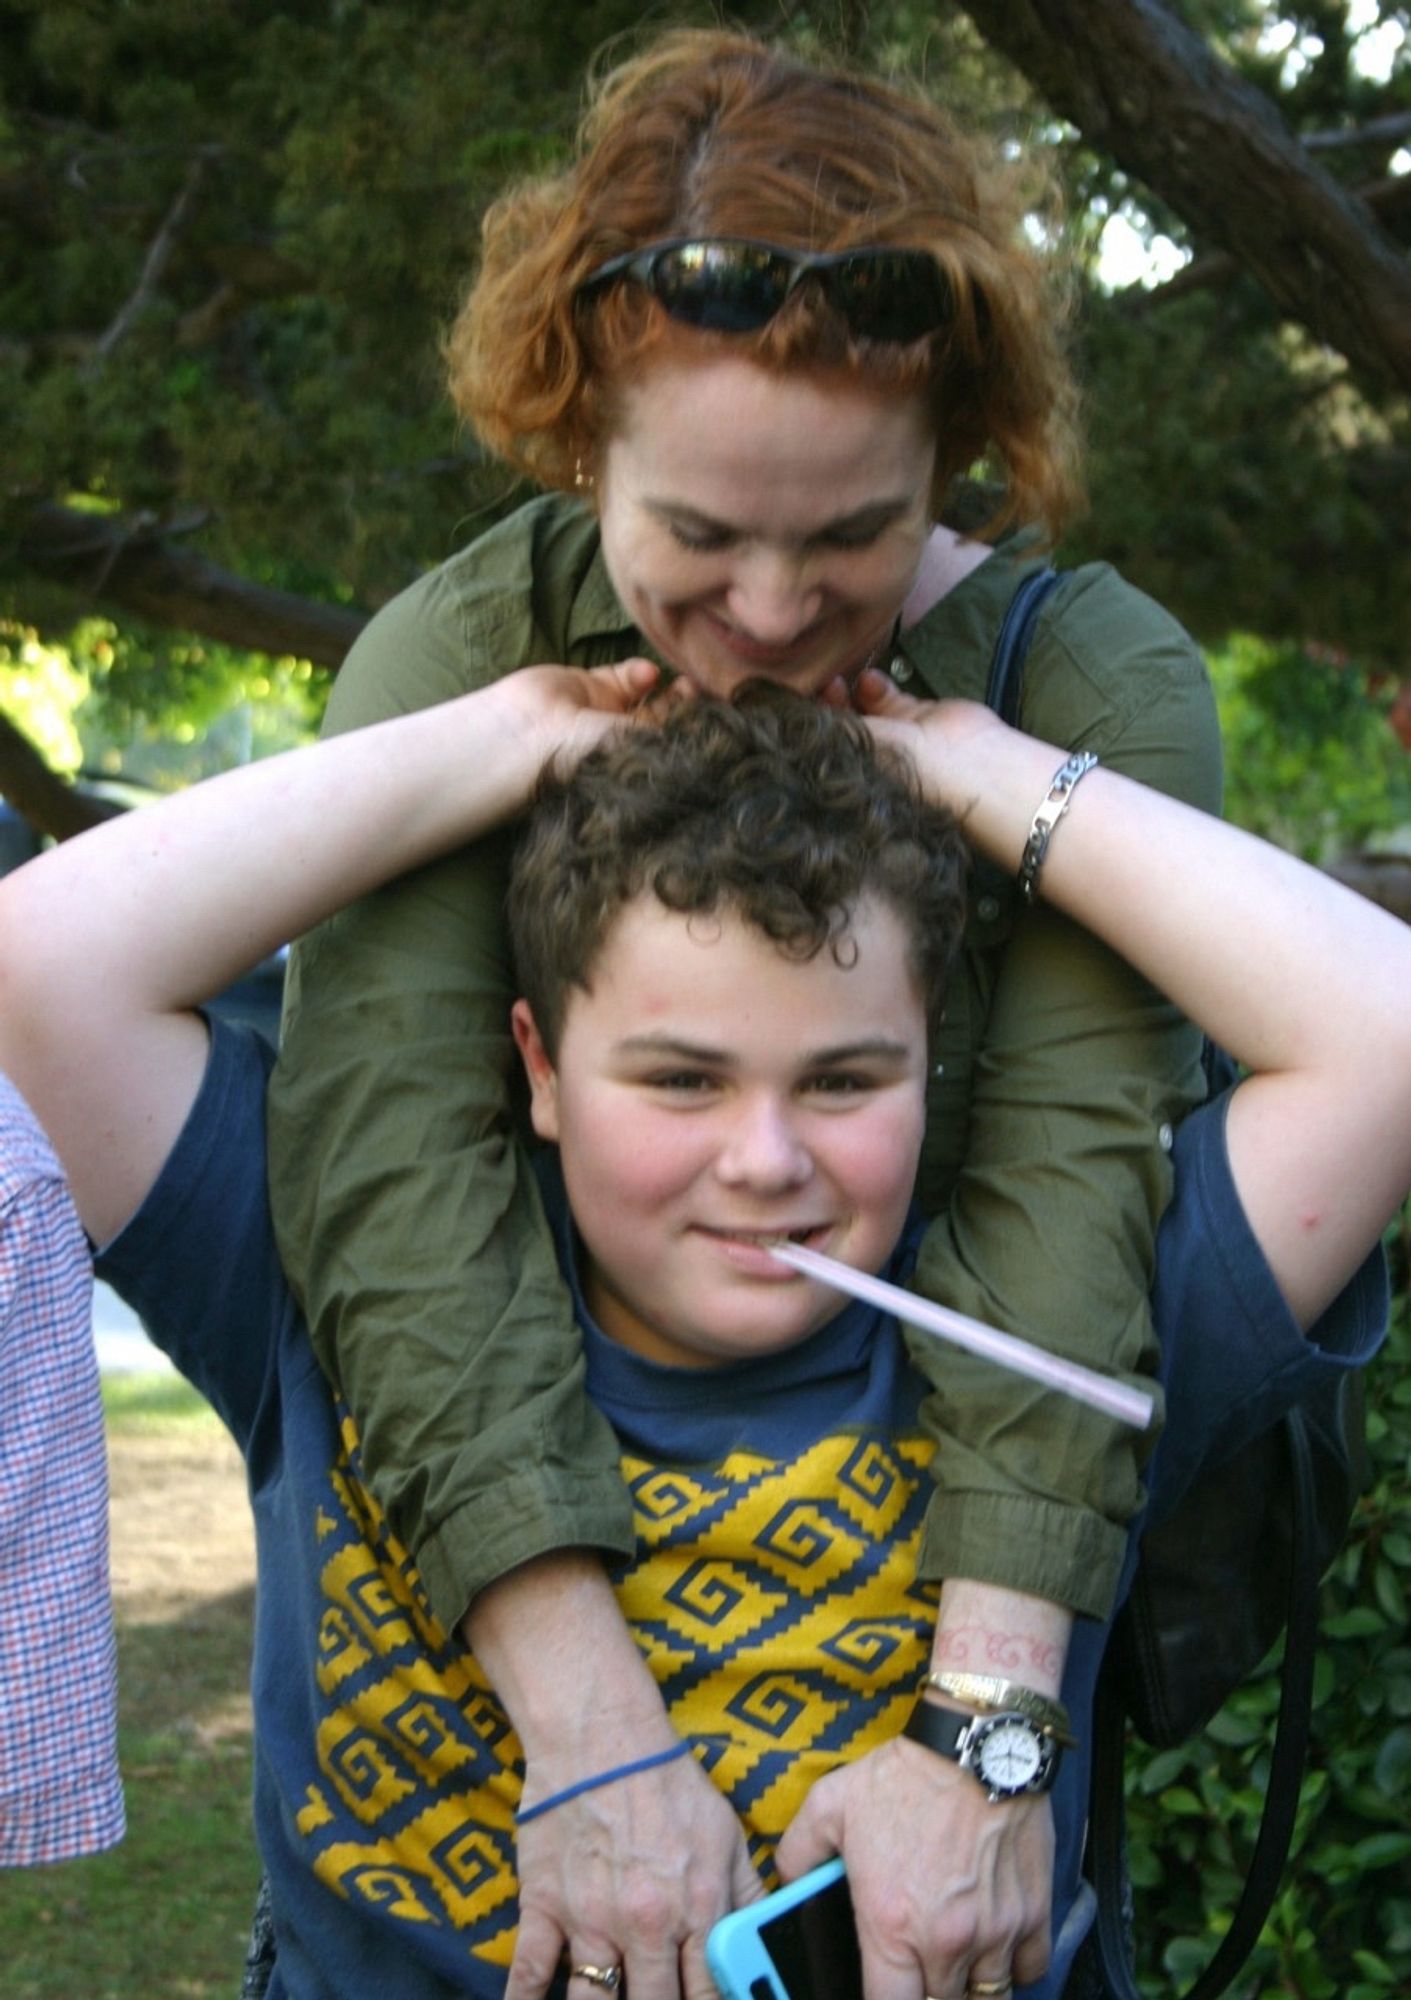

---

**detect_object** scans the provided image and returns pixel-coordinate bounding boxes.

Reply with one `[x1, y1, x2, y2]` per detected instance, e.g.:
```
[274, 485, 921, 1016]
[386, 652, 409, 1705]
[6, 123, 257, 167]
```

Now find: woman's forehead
[603, 353, 935, 509]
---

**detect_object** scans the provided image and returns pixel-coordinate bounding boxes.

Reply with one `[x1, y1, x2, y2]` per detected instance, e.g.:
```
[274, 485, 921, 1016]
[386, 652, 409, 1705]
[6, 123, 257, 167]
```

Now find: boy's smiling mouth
[692, 1222, 836, 1268]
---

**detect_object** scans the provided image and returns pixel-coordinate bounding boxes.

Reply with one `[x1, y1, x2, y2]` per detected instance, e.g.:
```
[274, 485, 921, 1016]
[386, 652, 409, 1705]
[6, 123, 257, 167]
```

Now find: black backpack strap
[1091, 1408, 1323, 2000]
[984, 566, 1062, 725]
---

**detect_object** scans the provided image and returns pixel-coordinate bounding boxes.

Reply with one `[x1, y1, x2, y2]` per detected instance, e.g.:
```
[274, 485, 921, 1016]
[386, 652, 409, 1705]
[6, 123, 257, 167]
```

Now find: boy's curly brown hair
[508, 684, 970, 1058]
[446, 29, 1082, 540]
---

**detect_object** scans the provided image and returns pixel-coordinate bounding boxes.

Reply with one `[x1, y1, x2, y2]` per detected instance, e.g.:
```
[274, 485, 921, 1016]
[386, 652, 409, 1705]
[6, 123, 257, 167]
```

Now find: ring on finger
[567, 1960, 619, 1992]
[969, 1980, 1013, 1998]
[571, 1967, 622, 1994]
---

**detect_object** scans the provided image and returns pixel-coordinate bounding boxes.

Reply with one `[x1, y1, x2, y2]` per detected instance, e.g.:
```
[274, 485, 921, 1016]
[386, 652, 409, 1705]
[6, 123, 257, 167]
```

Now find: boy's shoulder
[94, 1020, 298, 1446]
[1149, 1088, 1387, 1517]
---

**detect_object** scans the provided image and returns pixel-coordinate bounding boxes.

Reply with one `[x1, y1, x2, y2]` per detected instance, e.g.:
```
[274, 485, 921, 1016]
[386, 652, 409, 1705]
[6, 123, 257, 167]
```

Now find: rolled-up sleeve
[908, 565, 1224, 1619]
[266, 508, 637, 1631]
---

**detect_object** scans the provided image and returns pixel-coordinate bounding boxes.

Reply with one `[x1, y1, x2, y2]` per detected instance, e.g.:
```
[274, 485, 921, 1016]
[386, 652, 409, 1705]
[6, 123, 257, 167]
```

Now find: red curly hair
[447, 29, 1083, 538]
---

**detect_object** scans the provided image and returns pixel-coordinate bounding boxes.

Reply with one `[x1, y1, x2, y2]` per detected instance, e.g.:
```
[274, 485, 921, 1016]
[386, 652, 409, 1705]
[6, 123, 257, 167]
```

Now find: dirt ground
[107, 1420, 259, 1763]
[108, 1424, 256, 1626]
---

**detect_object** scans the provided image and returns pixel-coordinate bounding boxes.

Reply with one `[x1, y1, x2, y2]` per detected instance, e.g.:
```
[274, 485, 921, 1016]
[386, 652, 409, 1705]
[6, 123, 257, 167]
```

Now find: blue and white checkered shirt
[0, 1073, 124, 1866]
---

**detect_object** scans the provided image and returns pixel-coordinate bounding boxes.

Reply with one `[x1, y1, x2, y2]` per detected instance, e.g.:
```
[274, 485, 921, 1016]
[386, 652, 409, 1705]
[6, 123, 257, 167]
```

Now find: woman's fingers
[777, 1738, 1052, 2000]
[509, 1742, 761, 2000]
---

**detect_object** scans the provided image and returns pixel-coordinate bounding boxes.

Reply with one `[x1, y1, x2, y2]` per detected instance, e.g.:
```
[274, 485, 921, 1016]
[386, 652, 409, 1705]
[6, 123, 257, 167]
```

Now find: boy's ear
[511, 998, 561, 1143]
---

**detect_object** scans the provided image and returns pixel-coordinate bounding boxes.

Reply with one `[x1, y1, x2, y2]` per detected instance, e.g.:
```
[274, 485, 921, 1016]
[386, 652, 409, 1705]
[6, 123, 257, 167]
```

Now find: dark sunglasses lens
[828, 253, 950, 341]
[652, 244, 792, 332]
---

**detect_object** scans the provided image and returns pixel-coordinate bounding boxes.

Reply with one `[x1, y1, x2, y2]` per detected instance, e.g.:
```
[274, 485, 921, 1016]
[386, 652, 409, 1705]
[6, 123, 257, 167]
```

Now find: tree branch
[1126, 170, 1411, 312]
[1303, 111, 1411, 155]
[14, 502, 368, 668]
[86, 150, 216, 371]
[0, 709, 120, 842]
[957, 0, 1411, 390]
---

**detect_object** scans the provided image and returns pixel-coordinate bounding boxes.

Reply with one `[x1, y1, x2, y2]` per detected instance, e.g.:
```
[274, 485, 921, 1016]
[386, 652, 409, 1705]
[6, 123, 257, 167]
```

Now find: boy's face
[511, 891, 928, 1369]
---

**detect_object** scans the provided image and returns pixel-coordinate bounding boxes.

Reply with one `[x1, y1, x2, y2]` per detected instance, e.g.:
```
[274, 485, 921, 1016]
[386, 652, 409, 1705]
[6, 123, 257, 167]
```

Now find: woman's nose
[714, 1095, 813, 1191]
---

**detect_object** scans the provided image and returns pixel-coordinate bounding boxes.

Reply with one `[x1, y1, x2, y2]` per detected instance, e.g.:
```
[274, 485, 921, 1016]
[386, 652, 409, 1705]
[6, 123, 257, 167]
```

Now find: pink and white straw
[765, 1239, 1154, 1431]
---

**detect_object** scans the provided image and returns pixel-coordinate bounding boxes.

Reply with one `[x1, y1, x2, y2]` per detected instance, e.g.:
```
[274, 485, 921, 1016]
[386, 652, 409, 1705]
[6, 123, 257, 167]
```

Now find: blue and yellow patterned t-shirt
[99, 1024, 947, 1998]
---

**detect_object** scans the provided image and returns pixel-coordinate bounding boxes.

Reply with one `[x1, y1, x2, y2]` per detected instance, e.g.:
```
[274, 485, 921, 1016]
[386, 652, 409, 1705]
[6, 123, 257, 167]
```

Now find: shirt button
[890, 654, 913, 683]
[976, 895, 1000, 922]
[1158, 1122, 1174, 1151]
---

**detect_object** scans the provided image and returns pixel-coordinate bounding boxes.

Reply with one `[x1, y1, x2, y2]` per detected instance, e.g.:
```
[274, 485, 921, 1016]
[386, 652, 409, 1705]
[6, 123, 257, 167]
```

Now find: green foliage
[2, 616, 325, 795]
[4, 0, 1409, 714]
[1207, 631, 1411, 857]
[1118, 655, 1410, 1990]
[1122, 1241, 1411, 1997]
[0, 0, 772, 615]
[0, 621, 87, 770]
[68, 619, 327, 787]
[1071, 285, 1411, 668]
[1056, 0, 1411, 665]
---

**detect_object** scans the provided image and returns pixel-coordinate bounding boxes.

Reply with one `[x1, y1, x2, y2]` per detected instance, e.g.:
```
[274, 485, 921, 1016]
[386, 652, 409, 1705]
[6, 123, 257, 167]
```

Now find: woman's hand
[497, 657, 684, 788]
[510, 1741, 764, 2000]
[465, 1553, 763, 2000]
[846, 667, 1001, 820]
[774, 1737, 1053, 2000]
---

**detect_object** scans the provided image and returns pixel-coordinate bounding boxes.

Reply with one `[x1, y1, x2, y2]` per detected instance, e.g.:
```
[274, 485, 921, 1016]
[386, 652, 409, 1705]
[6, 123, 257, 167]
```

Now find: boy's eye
[804, 1070, 875, 1097]
[645, 1069, 718, 1093]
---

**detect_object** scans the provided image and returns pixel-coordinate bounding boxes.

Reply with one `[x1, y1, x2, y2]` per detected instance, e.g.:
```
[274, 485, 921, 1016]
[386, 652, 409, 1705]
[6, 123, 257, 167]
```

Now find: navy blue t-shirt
[95, 1022, 1386, 2000]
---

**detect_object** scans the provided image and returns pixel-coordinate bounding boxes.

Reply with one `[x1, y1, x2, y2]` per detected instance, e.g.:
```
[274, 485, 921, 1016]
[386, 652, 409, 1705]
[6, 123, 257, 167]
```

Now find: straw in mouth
[763, 1238, 1155, 1431]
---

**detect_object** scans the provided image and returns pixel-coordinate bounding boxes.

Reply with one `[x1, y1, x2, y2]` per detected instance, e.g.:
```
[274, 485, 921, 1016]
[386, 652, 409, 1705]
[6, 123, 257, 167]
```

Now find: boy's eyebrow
[613, 1033, 915, 1067]
[803, 1038, 916, 1067]
[614, 1033, 735, 1063]
[644, 497, 914, 542]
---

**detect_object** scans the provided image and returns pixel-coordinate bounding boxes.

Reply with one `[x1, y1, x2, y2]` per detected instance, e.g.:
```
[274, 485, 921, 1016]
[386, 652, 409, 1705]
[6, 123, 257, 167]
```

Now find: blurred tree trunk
[957, 0, 1411, 390]
[17, 504, 367, 671]
[0, 711, 122, 841]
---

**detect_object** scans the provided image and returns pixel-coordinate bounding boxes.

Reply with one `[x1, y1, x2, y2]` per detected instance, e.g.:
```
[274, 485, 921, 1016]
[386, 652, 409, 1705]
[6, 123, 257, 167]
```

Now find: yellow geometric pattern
[296, 1415, 937, 1970]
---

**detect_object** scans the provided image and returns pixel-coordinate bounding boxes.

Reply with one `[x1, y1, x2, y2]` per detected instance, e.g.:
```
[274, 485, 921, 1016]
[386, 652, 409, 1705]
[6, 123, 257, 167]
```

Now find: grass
[100, 1373, 222, 1427]
[0, 1386, 261, 1997]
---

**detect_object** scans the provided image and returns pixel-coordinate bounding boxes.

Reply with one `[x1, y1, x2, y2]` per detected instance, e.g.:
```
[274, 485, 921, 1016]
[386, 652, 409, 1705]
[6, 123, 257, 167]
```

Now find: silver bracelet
[1017, 751, 1100, 906]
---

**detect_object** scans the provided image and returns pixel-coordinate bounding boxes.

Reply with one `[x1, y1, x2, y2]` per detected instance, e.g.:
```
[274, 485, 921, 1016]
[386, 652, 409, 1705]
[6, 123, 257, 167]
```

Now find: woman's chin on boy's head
[511, 891, 929, 1373]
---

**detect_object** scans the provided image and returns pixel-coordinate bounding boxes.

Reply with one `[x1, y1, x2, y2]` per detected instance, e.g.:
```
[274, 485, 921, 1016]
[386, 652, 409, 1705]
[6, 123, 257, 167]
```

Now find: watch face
[974, 1717, 1050, 1796]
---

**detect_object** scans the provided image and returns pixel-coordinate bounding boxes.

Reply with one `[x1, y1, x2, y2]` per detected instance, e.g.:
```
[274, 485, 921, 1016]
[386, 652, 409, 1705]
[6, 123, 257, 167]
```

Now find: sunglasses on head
[577, 237, 952, 344]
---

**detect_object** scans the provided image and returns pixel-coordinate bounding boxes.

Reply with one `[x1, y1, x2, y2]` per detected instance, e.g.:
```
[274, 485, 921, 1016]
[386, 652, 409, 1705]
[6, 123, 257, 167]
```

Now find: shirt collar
[891, 524, 1049, 704]
[565, 520, 638, 654]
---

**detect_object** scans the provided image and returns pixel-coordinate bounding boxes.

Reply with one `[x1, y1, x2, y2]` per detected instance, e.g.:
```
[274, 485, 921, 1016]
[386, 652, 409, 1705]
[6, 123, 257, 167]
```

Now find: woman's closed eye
[666, 520, 735, 554]
[809, 522, 886, 552]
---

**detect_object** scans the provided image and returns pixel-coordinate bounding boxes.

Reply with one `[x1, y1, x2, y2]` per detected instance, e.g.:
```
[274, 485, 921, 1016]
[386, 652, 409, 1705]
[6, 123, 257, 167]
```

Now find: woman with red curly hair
[267, 28, 1221, 2000]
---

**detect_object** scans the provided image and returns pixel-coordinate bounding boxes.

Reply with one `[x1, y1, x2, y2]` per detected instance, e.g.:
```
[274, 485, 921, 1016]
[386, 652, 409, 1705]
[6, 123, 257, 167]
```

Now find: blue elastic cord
[515, 1741, 692, 1826]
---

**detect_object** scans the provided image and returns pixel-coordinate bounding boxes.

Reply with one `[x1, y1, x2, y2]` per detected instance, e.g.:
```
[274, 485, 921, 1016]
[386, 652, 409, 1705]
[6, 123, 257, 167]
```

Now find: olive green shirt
[267, 493, 1222, 1629]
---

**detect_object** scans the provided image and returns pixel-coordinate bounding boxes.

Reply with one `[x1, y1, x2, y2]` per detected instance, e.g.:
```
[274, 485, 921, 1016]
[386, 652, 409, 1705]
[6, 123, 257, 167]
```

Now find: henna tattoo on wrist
[933, 1624, 1064, 1685]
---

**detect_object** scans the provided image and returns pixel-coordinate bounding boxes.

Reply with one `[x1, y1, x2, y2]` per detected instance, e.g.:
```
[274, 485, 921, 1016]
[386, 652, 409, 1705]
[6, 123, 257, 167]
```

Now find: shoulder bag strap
[1092, 1409, 1322, 2000]
[983, 566, 1062, 727]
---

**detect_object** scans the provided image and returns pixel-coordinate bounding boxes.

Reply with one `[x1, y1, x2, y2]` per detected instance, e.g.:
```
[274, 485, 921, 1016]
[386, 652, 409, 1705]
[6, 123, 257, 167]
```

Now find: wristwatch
[903, 1699, 1063, 1803]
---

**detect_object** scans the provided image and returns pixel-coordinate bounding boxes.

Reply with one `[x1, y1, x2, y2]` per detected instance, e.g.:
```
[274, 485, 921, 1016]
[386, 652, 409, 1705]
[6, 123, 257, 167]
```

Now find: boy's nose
[714, 1096, 813, 1191]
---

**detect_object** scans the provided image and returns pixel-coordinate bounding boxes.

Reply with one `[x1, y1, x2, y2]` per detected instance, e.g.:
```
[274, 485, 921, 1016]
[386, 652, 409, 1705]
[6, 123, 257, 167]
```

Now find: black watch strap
[903, 1701, 973, 1759]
